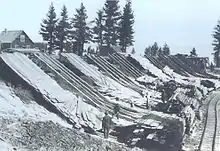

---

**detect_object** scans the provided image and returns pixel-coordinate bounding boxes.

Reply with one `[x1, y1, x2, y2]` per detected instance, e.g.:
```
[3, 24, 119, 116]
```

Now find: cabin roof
[0, 30, 23, 43]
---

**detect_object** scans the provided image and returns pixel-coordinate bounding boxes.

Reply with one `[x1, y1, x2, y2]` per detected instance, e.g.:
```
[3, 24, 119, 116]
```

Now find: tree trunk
[60, 37, 64, 53]
[217, 49, 220, 67]
[48, 40, 52, 54]
[79, 42, 84, 56]
[124, 46, 127, 53]
[49, 32, 53, 54]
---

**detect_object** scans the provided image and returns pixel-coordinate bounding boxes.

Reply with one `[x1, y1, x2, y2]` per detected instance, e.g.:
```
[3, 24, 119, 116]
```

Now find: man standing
[102, 111, 112, 139]
[114, 104, 120, 119]
[142, 90, 149, 109]
[75, 94, 80, 116]
[113, 97, 120, 119]
[144, 92, 149, 109]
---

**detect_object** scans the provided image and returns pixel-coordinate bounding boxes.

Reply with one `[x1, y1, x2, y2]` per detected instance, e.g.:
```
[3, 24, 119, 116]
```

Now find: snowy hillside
[61, 53, 142, 102]
[0, 52, 104, 129]
[131, 53, 220, 92]
[0, 81, 71, 127]
[0, 51, 219, 151]
[0, 80, 142, 151]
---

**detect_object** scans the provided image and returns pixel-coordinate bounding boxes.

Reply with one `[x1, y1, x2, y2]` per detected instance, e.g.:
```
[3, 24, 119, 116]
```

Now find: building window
[2, 43, 11, 50]
[26, 45, 30, 49]
[15, 44, 19, 48]
[20, 35, 25, 43]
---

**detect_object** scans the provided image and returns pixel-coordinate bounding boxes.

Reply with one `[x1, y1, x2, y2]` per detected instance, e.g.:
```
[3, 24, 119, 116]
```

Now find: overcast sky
[1, 0, 220, 59]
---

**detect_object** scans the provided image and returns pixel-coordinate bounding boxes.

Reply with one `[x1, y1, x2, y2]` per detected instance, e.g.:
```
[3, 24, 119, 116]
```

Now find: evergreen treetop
[151, 42, 159, 56]
[55, 5, 71, 52]
[162, 43, 170, 55]
[119, 0, 134, 53]
[93, 9, 105, 49]
[71, 3, 92, 56]
[131, 47, 135, 54]
[212, 20, 220, 67]
[103, 0, 121, 47]
[145, 46, 152, 56]
[39, 3, 58, 54]
[190, 47, 197, 57]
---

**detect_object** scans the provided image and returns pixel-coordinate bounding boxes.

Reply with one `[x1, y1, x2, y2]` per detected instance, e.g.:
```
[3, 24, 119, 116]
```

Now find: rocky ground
[181, 91, 216, 151]
[182, 119, 203, 151]
[0, 117, 143, 151]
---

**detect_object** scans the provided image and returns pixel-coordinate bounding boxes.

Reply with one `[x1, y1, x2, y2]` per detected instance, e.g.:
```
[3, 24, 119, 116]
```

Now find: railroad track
[199, 92, 220, 151]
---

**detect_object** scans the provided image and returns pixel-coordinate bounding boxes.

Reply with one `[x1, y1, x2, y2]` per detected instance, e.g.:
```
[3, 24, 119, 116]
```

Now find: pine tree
[190, 47, 197, 57]
[131, 47, 135, 54]
[144, 46, 151, 56]
[158, 47, 162, 55]
[55, 5, 71, 52]
[92, 10, 105, 49]
[119, 0, 134, 53]
[213, 50, 220, 67]
[72, 41, 79, 54]
[212, 20, 220, 67]
[40, 3, 58, 54]
[71, 3, 92, 56]
[103, 0, 121, 47]
[151, 42, 159, 56]
[163, 43, 170, 55]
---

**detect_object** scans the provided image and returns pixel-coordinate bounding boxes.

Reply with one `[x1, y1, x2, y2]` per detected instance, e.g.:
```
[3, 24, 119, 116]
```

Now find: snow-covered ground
[61, 53, 166, 110]
[0, 78, 142, 150]
[0, 52, 103, 129]
[132, 53, 170, 81]
[131, 53, 220, 92]
[0, 81, 71, 128]
[0, 140, 15, 151]
[0, 79, 140, 150]
[61, 53, 142, 100]
[0, 51, 219, 150]
[128, 53, 220, 150]
[60, 53, 181, 123]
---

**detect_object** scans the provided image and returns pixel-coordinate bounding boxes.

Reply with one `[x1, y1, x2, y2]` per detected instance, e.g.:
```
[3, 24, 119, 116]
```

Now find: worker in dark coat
[114, 104, 120, 120]
[113, 97, 120, 119]
[102, 111, 112, 139]
[143, 92, 149, 109]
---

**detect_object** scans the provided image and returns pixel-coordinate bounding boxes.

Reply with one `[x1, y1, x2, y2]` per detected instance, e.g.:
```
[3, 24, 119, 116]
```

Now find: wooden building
[0, 29, 35, 50]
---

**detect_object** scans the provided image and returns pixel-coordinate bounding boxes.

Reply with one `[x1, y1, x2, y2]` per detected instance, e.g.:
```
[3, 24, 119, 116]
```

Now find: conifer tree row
[40, 2, 91, 55]
[40, 1, 135, 54]
[144, 42, 171, 56]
